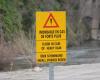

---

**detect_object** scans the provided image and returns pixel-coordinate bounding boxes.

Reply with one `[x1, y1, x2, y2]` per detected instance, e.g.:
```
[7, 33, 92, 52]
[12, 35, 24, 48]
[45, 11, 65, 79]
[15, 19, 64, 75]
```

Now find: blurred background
[0, 0, 100, 71]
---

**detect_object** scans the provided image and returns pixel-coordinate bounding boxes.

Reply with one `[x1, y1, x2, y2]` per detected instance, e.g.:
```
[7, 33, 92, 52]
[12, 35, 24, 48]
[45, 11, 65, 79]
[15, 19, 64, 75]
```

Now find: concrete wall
[80, 0, 100, 40]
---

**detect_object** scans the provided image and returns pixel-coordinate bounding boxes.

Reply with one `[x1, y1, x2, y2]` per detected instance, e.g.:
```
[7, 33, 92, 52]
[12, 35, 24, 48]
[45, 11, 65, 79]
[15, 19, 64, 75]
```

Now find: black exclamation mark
[50, 18, 52, 26]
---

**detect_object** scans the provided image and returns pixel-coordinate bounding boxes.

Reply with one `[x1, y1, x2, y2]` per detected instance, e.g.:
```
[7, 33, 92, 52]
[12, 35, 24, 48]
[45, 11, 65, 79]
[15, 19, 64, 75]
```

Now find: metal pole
[49, 63, 54, 80]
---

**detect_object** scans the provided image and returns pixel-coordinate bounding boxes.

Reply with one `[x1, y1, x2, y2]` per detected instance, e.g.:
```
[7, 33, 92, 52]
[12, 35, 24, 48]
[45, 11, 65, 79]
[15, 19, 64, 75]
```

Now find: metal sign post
[49, 63, 54, 80]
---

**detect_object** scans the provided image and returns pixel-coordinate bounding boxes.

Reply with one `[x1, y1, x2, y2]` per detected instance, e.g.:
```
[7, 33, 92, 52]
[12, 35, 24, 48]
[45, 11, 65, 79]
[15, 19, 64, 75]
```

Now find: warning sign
[44, 13, 59, 28]
[36, 11, 67, 64]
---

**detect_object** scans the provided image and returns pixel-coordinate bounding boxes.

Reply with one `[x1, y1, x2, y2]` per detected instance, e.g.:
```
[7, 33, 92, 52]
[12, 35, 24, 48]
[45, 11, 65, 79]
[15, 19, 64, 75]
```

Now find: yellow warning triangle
[44, 13, 59, 28]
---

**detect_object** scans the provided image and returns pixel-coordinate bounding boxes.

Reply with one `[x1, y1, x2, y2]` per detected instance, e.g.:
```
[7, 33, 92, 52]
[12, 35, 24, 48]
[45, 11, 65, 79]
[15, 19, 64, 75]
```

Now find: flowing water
[68, 40, 100, 65]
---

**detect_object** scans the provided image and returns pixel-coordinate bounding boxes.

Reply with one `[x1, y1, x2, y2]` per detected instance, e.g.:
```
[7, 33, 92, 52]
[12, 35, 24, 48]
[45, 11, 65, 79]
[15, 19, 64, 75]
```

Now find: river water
[68, 40, 100, 65]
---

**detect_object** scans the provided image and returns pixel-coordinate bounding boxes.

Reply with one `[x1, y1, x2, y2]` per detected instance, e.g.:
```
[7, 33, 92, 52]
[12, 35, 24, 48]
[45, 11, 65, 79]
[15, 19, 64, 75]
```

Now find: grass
[0, 31, 34, 71]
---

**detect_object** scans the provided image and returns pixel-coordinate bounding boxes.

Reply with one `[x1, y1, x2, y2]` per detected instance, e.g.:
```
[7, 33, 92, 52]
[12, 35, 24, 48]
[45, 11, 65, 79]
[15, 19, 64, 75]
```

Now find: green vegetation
[0, 0, 22, 40]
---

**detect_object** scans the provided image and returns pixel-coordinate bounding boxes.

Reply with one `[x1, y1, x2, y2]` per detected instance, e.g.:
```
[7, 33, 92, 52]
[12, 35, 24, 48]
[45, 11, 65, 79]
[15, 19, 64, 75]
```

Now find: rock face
[80, 0, 100, 40]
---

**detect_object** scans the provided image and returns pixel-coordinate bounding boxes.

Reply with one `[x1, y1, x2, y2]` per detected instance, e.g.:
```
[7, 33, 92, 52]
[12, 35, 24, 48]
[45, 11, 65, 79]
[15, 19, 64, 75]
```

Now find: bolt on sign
[36, 11, 67, 64]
